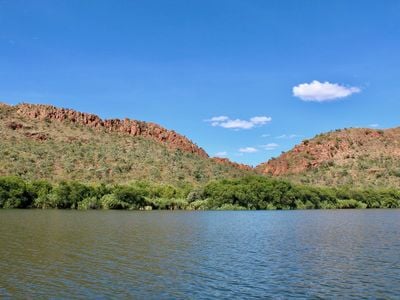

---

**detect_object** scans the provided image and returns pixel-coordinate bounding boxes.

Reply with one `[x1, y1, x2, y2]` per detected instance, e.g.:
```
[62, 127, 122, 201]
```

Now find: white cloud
[260, 143, 279, 150]
[239, 147, 258, 153]
[206, 115, 272, 130]
[220, 119, 254, 129]
[368, 123, 379, 128]
[210, 116, 229, 122]
[261, 134, 271, 138]
[214, 151, 228, 157]
[250, 116, 271, 125]
[276, 134, 302, 139]
[293, 80, 361, 102]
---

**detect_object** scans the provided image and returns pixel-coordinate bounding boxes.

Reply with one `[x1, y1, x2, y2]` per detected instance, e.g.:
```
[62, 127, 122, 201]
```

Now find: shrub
[0, 176, 34, 208]
[101, 194, 130, 209]
[148, 198, 188, 210]
[187, 199, 210, 210]
[337, 199, 367, 209]
[78, 197, 101, 210]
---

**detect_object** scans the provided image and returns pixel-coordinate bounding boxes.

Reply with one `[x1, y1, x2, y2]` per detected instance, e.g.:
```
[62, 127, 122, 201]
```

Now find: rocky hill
[15, 103, 208, 157]
[0, 102, 251, 185]
[4, 102, 398, 189]
[256, 127, 400, 188]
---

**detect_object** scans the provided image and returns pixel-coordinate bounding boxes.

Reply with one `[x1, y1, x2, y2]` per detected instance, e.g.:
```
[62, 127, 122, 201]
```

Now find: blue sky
[1, 0, 400, 165]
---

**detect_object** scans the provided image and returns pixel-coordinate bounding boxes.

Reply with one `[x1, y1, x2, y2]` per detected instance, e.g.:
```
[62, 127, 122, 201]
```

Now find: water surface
[0, 210, 399, 299]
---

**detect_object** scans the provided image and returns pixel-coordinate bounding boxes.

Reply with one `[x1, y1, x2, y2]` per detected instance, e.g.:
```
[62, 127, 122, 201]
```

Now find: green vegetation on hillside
[284, 155, 400, 188]
[257, 127, 400, 188]
[1, 176, 399, 210]
[0, 104, 250, 185]
[1, 104, 400, 209]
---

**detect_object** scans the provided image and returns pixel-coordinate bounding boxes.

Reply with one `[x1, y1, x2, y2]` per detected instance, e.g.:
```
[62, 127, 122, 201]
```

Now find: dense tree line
[201, 176, 400, 209]
[0, 176, 399, 210]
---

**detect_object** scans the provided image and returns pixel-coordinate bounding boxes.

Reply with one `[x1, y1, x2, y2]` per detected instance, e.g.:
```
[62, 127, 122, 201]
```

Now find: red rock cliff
[15, 103, 209, 158]
[256, 127, 400, 176]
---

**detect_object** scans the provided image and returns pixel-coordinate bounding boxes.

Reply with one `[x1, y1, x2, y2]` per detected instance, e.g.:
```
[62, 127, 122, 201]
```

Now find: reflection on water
[0, 210, 399, 298]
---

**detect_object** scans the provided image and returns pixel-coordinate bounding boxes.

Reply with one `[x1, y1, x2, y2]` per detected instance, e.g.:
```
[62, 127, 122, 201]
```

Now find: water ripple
[0, 210, 399, 299]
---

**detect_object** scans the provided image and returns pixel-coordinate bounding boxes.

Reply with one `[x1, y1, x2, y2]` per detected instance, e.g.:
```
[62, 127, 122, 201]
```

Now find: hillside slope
[0, 103, 251, 185]
[256, 127, 400, 188]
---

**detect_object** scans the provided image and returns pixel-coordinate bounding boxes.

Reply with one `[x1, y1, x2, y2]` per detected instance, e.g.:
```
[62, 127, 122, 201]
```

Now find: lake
[0, 210, 399, 299]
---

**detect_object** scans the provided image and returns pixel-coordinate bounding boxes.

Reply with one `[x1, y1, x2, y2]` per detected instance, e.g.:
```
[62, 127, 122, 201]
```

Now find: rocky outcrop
[212, 157, 253, 171]
[15, 103, 209, 158]
[24, 132, 49, 141]
[6, 121, 24, 130]
[256, 127, 400, 176]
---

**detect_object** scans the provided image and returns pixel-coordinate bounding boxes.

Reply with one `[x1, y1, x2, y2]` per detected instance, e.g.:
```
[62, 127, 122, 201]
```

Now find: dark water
[0, 210, 399, 299]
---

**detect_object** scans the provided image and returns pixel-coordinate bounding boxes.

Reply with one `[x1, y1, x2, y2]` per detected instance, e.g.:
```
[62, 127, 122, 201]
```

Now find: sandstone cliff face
[15, 103, 209, 158]
[256, 127, 400, 176]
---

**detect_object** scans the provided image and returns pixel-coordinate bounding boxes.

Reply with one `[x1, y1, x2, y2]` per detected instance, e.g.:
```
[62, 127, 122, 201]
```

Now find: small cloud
[239, 147, 258, 153]
[260, 143, 279, 151]
[293, 80, 361, 102]
[210, 116, 229, 122]
[261, 134, 271, 138]
[275, 134, 303, 139]
[250, 116, 271, 125]
[219, 119, 255, 129]
[368, 123, 379, 128]
[206, 115, 272, 130]
[214, 151, 228, 157]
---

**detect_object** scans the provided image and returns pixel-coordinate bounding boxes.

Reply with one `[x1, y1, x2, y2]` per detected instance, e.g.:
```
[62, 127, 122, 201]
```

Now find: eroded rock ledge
[15, 103, 209, 158]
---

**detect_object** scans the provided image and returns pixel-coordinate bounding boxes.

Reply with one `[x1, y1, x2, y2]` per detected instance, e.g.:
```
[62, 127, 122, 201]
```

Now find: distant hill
[0, 103, 252, 185]
[256, 127, 400, 188]
[4, 102, 399, 189]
